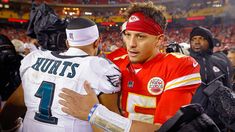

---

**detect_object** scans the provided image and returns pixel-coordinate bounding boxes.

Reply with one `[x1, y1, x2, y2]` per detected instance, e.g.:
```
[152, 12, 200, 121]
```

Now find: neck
[70, 45, 95, 56]
[145, 49, 160, 63]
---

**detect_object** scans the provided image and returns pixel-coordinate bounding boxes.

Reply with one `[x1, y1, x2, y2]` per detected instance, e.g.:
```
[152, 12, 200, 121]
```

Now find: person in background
[189, 26, 231, 88]
[11, 39, 27, 57]
[11, 38, 38, 57]
[189, 26, 232, 131]
[24, 38, 39, 52]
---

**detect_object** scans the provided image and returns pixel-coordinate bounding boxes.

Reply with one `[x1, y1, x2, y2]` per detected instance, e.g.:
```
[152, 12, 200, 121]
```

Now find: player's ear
[155, 34, 165, 47]
[93, 37, 101, 49]
[157, 34, 165, 42]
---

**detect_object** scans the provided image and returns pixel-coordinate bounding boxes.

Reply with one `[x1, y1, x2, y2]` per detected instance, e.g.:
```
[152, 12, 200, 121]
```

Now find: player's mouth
[128, 51, 139, 57]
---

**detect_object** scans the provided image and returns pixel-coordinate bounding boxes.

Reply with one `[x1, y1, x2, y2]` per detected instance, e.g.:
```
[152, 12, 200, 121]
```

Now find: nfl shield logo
[128, 81, 134, 88]
[69, 33, 74, 40]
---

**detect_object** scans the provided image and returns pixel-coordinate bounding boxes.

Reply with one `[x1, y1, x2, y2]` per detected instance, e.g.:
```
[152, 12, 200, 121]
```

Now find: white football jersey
[20, 48, 121, 132]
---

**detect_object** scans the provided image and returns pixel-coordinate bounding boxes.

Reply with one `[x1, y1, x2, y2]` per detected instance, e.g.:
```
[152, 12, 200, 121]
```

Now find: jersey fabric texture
[20, 48, 121, 132]
[107, 51, 201, 124]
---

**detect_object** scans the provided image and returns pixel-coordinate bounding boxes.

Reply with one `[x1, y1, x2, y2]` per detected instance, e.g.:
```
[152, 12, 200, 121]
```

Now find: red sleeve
[154, 54, 201, 124]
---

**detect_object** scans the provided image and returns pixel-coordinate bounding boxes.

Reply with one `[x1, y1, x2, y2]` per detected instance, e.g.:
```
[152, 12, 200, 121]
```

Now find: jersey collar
[64, 47, 88, 56]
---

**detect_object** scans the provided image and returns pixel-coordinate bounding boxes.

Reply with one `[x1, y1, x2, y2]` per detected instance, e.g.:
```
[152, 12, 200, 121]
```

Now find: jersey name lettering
[31, 58, 79, 78]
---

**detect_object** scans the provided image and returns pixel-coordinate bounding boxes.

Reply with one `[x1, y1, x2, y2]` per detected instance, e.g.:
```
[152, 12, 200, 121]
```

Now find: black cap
[67, 17, 96, 30]
[190, 26, 214, 49]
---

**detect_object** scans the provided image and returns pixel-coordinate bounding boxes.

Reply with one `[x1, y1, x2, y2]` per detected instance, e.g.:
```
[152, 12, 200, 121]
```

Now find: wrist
[88, 103, 100, 122]
[88, 104, 132, 132]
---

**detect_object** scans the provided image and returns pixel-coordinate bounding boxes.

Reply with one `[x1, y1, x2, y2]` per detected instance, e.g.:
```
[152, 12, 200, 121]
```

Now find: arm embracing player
[59, 57, 123, 132]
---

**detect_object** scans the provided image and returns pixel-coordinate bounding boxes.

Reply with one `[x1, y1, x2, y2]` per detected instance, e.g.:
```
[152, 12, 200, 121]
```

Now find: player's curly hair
[124, 1, 167, 31]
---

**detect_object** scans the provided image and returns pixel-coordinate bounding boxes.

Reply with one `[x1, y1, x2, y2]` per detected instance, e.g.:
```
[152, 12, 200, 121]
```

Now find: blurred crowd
[0, 1, 235, 131]
[1, 23, 234, 54]
[166, 24, 235, 49]
[0, 27, 39, 57]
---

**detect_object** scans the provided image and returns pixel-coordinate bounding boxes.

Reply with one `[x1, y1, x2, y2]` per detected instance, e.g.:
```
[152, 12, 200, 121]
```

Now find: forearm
[88, 104, 131, 132]
[88, 104, 160, 132]
[98, 93, 120, 114]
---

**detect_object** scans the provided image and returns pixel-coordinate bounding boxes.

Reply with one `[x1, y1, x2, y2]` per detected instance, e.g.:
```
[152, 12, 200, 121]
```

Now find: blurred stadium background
[0, 0, 234, 53]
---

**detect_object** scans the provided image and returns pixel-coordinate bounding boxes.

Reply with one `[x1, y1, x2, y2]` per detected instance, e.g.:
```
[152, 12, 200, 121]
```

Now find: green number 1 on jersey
[34, 81, 58, 124]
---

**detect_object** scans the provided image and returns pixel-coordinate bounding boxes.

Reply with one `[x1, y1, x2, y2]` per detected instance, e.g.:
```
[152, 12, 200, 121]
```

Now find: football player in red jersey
[107, 1, 201, 125]
[60, 2, 201, 131]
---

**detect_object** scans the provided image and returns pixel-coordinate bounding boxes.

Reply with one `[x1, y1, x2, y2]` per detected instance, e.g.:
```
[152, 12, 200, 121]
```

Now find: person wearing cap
[0, 17, 121, 132]
[59, 2, 201, 131]
[189, 26, 232, 131]
[213, 38, 233, 83]
[189, 26, 231, 88]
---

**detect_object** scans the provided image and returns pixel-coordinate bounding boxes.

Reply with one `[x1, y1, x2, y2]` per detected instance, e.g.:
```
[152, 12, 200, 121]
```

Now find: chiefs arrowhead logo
[128, 15, 140, 23]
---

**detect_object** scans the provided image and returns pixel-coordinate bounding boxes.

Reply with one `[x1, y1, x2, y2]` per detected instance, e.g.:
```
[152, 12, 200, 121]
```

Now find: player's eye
[125, 33, 131, 37]
[137, 34, 145, 39]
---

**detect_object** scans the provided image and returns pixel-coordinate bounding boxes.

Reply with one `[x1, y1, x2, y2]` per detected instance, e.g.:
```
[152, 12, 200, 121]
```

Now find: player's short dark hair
[67, 17, 96, 30]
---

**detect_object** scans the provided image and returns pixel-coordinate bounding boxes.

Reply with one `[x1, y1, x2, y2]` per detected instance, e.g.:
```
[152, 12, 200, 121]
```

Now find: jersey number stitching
[126, 92, 156, 123]
[34, 81, 58, 124]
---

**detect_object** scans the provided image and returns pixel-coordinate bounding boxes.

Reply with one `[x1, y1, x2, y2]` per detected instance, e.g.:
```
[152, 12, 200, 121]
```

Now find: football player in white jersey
[0, 17, 121, 132]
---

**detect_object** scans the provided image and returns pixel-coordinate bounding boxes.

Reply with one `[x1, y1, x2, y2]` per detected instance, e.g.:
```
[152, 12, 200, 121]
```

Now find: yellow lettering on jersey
[113, 54, 128, 60]
[126, 92, 156, 124]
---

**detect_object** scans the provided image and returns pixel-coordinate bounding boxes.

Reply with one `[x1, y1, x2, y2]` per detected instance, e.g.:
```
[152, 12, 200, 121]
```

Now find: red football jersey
[107, 52, 201, 124]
